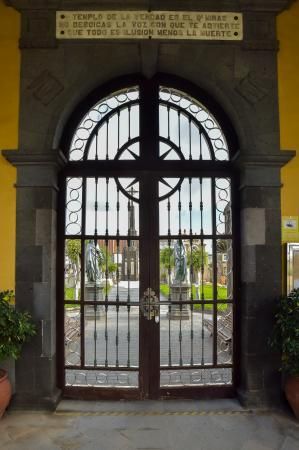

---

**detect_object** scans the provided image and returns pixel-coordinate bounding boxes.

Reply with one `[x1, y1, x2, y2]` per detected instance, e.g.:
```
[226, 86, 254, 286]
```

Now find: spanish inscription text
[56, 11, 243, 41]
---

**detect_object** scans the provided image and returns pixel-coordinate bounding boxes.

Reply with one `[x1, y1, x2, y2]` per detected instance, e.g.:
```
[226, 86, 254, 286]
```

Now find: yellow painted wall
[278, 1, 299, 243]
[0, 2, 20, 290]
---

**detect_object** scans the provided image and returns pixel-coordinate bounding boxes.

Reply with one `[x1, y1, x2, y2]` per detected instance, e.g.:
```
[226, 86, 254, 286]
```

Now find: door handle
[140, 288, 159, 322]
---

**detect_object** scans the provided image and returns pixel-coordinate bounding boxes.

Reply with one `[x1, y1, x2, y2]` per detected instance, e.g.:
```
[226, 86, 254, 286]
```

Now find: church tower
[121, 188, 139, 281]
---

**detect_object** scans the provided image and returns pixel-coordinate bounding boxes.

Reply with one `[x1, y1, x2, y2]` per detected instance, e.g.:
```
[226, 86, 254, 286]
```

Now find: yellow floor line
[54, 409, 254, 417]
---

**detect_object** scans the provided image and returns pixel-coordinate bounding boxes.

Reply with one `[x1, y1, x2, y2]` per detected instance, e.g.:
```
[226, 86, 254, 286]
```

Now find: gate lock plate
[141, 288, 159, 321]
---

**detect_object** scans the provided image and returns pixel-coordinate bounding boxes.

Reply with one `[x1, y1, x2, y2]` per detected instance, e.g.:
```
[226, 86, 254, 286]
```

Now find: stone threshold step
[56, 398, 250, 415]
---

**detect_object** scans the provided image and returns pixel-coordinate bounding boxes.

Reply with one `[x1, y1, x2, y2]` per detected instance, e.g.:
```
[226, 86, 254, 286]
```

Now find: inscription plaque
[56, 11, 243, 41]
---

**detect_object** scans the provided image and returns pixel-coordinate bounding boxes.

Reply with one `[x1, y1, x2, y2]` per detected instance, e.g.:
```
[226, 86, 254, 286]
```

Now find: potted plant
[0, 290, 36, 418]
[270, 289, 299, 419]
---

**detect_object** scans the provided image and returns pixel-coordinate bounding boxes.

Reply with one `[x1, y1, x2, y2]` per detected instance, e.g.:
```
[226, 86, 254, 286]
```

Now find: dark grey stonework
[3, 150, 65, 409]
[2, 0, 296, 408]
[4, 1, 296, 12]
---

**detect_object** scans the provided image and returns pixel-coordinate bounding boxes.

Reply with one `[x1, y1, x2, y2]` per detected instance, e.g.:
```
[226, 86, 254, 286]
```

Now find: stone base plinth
[168, 284, 190, 320]
[10, 388, 61, 411]
[85, 284, 104, 319]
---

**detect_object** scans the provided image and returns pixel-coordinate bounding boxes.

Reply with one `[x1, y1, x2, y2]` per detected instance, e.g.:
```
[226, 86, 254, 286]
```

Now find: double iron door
[60, 78, 235, 399]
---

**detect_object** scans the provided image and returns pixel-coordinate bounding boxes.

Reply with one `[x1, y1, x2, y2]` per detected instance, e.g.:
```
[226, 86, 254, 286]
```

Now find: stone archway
[57, 76, 238, 400]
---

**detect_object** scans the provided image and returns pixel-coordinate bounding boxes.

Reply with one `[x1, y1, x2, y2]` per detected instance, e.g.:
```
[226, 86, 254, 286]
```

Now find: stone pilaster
[2, 149, 66, 409]
[233, 151, 295, 406]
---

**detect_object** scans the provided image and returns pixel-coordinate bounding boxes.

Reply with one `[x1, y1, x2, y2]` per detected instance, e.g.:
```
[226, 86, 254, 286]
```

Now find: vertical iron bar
[167, 198, 172, 367]
[127, 237, 131, 368]
[105, 177, 109, 237]
[190, 253, 194, 366]
[116, 185, 120, 367]
[95, 130, 98, 160]
[104, 237, 108, 367]
[106, 119, 109, 160]
[127, 197, 131, 368]
[178, 110, 181, 150]
[94, 178, 98, 237]
[117, 110, 120, 152]
[178, 185, 183, 366]
[200, 177, 205, 365]
[128, 105, 131, 140]
[93, 177, 98, 366]
[199, 126, 203, 161]
[105, 177, 109, 367]
[212, 177, 218, 366]
[189, 117, 192, 160]
[167, 105, 170, 140]
[189, 177, 193, 236]
[139, 80, 160, 397]
[178, 184, 182, 236]
[80, 177, 86, 369]
[189, 178, 194, 365]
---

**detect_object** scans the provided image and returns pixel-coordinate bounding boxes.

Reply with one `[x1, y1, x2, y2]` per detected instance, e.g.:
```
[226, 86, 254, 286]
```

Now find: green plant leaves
[0, 290, 36, 362]
[270, 289, 299, 376]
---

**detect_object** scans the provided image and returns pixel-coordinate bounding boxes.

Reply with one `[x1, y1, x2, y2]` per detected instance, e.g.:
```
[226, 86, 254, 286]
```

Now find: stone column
[234, 151, 295, 407]
[169, 284, 190, 320]
[2, 149, 66, 409]
[85, 283, 104, 319]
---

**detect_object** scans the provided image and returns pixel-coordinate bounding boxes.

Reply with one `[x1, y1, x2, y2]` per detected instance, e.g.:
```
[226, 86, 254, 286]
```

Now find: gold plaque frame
[56, 11, 243, 41]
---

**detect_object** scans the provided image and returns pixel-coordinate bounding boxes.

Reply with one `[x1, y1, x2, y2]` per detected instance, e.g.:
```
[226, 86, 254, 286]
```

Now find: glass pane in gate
[159, 177, 233, 387]
[64, 177, 140, 388]
[159, 86, 229, 162]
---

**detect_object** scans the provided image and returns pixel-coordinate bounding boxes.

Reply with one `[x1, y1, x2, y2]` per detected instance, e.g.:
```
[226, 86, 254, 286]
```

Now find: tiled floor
[0, 400, 298, 450]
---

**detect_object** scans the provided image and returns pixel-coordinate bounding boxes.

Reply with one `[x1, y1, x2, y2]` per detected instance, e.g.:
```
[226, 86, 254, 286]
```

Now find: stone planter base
[285, 375, 299, 420]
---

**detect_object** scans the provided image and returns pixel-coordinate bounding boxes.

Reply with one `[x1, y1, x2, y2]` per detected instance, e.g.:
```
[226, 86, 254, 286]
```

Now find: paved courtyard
[65, 283, 232, 387]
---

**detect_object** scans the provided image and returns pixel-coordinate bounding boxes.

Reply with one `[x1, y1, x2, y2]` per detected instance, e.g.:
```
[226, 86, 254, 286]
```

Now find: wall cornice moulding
[4, 0, 296, 13]
[2, 149, 67, 169]
[232, 150, 296, 169]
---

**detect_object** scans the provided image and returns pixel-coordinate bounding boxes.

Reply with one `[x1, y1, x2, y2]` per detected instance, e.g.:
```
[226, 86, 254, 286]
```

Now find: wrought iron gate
[58, 77, 237, 399]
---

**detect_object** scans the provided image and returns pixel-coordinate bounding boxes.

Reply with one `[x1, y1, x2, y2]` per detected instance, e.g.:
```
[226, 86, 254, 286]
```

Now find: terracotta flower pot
[0, 369, 12, 418]
[285, 375, 299, 420]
